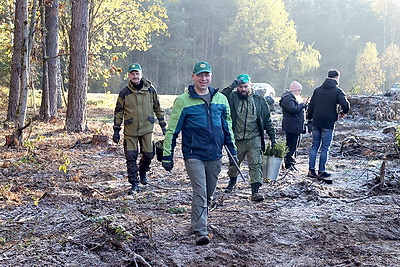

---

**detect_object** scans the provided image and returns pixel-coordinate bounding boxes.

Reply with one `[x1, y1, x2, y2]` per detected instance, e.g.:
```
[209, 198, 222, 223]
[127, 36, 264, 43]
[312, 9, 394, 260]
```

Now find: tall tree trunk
[57, 73, 63, 109]
[66, 0, 89, 132]
[39, 0, 50, 121]
[7, 0, 24, 122]
[16, 0, 29, 129]
[46, 0, 60, 117]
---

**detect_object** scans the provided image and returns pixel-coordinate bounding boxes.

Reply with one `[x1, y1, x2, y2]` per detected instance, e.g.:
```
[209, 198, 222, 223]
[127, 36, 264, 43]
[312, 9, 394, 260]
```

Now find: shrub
[263, 140, 288, 158]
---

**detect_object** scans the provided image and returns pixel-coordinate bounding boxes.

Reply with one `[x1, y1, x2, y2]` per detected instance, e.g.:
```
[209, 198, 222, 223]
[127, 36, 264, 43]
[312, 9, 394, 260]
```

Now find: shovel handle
[225, 146, 245, 182]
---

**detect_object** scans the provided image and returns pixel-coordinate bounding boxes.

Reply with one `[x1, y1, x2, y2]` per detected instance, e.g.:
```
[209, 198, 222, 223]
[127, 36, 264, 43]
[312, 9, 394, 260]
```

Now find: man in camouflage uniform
[222, 74, 276, 202]
[113, 63, 166, 194]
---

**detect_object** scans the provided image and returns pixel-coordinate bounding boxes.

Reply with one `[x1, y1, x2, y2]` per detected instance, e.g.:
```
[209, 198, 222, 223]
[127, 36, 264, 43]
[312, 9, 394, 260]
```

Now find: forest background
[1, 1, 400, 264]
[1, 0, 400, 130]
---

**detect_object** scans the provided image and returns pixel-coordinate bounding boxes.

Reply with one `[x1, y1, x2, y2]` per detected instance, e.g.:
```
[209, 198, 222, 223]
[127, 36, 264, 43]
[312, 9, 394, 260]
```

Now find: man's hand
[339, 111, 346, 119]
[229, 155, 239, 167]
[230, 79, 242, 89]
[112, 127, 120, 144]
[161, 127, 167, 135]
[162, 160, 173, 171]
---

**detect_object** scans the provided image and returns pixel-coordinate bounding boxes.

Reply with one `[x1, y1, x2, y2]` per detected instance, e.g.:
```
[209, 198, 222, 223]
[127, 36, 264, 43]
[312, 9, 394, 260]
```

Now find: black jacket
[279, 90, 306, 134]
[307, 78, 350, 129]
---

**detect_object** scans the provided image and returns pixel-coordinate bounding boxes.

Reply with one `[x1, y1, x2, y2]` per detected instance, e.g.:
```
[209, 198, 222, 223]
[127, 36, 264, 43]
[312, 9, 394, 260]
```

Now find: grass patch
[87, 93, 178, 110]
[87, 92, 117, 109]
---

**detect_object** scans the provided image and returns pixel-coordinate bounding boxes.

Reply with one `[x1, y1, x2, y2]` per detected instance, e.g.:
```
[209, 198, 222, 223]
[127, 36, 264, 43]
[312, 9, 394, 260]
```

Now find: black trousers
[284, 132, 301, 168]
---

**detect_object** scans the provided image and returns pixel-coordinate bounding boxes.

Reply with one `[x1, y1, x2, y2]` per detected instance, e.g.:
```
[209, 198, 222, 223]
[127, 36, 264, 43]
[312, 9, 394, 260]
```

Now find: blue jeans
[308, 126, 334, 173]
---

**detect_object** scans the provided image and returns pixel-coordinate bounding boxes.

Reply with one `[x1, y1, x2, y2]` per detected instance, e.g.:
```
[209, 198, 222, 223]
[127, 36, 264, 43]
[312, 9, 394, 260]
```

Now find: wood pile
[347, 94, 400, 121]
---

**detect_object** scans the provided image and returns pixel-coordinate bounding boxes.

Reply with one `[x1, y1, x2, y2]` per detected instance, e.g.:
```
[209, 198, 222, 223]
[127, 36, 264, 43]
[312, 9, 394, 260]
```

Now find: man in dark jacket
[222, 74, 276, 202]
[279, 81, 308, 171]
[306, 69, 350, 183]
[113, 63, 166, 194]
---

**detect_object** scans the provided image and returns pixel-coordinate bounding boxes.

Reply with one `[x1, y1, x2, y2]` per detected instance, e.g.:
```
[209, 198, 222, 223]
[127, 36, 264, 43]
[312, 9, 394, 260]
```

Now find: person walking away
[113, 63, 167, 194]
[162, 61, 237, 246]
[221, 74, 276, 202]
[279, 81, 308, 172]
[306, 69, 350, 183]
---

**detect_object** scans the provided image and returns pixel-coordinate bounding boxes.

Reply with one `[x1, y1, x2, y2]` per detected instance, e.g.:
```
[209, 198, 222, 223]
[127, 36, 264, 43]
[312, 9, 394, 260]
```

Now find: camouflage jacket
[114, 78, 165, 137]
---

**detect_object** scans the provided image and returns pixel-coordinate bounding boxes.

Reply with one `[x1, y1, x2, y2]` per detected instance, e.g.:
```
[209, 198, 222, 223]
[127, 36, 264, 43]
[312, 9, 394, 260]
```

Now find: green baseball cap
[128, 63, 141, 72]
[236, 74, 251, 83]
[193, 61, 212, 75]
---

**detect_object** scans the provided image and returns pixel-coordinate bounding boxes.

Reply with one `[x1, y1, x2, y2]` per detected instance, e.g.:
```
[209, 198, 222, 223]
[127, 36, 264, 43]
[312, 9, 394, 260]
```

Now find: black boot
[125, 150, 139, 195]
[224, 177, 237, 193]
[138, 151, 153, 185]
[139, 171, 147, 185]
[250, 182, 264, 202]
[128, 182, 140, 195]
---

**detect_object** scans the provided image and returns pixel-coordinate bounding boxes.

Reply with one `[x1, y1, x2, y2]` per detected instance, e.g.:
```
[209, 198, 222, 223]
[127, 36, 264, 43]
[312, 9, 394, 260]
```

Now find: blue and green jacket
[162, 85, 237, 162]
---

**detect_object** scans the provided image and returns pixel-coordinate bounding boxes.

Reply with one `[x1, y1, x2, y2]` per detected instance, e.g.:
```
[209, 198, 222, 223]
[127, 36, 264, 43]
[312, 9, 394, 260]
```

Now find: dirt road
[1, 99, 399, 266]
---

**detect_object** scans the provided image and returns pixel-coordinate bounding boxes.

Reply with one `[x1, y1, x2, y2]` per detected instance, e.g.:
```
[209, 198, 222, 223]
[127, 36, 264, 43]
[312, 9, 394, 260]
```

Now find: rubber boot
[125, 150, 140, 194]
[250, 182, 264, 202]
[224, 177, 237, 193]
[139, 171, 147, 185]
[128, 182, 140, 195]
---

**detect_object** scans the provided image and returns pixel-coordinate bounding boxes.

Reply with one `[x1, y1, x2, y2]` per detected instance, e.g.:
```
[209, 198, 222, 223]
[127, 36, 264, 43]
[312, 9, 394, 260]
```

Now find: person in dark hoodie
[279, 81, 308, 172]
[306, 69, 350, 183]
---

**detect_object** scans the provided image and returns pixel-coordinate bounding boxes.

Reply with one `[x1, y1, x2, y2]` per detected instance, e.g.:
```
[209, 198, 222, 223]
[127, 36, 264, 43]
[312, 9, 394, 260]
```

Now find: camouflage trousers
[227, 136, 263, 184]
[123, 133, 155, 184]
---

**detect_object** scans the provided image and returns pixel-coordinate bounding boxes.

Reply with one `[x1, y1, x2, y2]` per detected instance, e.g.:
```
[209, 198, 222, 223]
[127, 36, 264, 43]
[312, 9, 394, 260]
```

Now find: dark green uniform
[114, 78, 166, 185]
[222, 85, 275, 200]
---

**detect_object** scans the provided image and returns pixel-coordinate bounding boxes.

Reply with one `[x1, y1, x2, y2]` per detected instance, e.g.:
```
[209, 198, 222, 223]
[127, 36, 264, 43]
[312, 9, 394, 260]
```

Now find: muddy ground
[0, 95, 399, 266]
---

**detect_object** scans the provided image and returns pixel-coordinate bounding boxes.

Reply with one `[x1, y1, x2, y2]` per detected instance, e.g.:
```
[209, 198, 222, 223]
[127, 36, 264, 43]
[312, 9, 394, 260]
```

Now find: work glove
[162, 160, 173, 172]
[229, 155, 239, 167]
[112, 127, 121, 144]
[230, 79, 242, 89]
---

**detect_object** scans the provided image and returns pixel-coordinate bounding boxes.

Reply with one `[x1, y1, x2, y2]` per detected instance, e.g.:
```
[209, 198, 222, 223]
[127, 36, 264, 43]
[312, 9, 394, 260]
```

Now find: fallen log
[91, 134, 109, 146]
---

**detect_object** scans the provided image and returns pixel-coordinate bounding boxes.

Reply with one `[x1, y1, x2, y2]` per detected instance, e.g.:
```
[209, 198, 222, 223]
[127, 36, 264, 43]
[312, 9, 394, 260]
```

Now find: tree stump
[4, 121, 31, 148]
[91, 135, 109, 146]
[5, 135, 20, 148]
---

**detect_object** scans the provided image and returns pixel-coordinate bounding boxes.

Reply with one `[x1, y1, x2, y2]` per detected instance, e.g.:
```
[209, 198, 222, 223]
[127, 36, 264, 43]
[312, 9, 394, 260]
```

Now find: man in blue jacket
[162, 61, 237, 246]
[307, 69, 350, 183]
